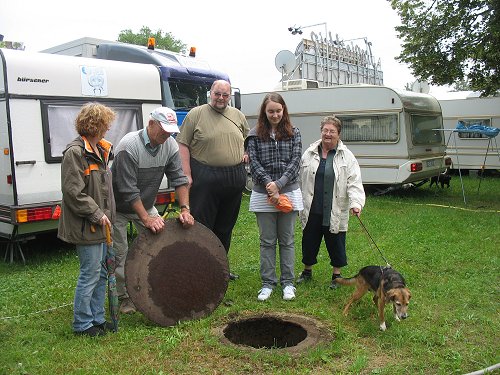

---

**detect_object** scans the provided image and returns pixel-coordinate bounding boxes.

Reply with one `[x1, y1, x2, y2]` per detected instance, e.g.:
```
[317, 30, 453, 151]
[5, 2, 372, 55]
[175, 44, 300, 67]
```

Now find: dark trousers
[189, 158, 246, 253]
[301, 213, 347, 268]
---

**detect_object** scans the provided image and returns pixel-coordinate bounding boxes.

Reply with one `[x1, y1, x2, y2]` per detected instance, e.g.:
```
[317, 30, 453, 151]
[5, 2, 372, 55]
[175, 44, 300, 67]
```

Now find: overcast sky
[0, 0, 449, 94]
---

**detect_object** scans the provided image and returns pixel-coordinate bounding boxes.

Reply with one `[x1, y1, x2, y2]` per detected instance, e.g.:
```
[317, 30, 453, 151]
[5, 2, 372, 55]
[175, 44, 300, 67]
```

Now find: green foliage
[0, 41, 25, 50]
[452, 78, 472, 92]
[390, 0, 500, 96]
[117, 26, 186, 53]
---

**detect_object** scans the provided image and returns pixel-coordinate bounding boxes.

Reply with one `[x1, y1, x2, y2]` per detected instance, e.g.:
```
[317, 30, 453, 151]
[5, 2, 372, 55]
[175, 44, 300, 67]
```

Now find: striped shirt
[249, 189, 304, 212]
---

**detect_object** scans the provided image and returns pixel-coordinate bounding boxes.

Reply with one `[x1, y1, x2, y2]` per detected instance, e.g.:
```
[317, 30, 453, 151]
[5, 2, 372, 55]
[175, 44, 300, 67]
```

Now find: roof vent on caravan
[282, 79, 319, 91]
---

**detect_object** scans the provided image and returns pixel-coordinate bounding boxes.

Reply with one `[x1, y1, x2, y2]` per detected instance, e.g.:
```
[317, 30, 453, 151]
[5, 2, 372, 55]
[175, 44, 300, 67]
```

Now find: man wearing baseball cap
[111, 106, 194, 314]
[150, 106, 181, 134]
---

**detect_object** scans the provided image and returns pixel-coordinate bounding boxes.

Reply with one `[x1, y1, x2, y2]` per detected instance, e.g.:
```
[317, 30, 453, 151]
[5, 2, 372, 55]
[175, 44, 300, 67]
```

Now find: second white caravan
[438, 93, 500, 171]
[241, 85, 450, 189]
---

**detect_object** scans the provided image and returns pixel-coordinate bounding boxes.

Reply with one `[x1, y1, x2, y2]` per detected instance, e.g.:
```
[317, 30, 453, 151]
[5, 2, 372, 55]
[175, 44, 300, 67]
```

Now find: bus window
[163, 80, 212, 110]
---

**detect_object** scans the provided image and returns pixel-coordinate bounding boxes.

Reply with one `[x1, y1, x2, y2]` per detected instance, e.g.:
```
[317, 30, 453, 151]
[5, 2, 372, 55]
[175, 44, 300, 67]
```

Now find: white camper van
[438, 93, 500, 171]
[241, 85, 450, 190]
[0, 48, 169, 255]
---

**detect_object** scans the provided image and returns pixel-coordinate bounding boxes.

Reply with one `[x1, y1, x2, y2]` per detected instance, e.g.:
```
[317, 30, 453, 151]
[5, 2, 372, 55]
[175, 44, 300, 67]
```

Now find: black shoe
[229, 272, 240, 281]
[329, 274, 342, 289]
[297, 271, 312, 283]
[74, 326, 106, 337]
[94, 321, 116, 333]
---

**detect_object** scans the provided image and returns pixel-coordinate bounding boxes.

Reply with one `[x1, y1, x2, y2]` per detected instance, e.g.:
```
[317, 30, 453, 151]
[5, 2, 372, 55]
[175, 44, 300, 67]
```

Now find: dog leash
[356, 215, 391, 267]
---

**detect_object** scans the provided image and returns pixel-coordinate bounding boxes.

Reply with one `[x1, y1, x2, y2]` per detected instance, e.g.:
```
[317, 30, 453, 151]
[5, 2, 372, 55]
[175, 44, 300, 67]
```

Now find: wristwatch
[180, 204, 190, 211]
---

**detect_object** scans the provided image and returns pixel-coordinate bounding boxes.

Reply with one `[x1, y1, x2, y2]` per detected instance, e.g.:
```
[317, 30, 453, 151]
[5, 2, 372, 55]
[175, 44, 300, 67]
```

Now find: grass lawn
[0, 174, 499, 374]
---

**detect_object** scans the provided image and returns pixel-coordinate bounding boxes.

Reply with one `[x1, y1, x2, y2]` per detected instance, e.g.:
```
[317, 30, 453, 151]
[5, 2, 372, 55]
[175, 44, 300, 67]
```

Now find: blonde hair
[75, 103, 116, 138]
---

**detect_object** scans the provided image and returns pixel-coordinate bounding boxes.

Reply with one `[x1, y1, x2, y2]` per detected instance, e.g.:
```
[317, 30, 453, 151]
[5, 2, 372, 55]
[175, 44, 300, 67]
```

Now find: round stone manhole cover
[216, 313, 331, 354]
[125, 219, 229, 326]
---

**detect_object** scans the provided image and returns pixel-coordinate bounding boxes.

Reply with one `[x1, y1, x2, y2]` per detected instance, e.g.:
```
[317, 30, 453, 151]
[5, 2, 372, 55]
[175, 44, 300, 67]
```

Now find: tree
[389, 0, 500, 96]
[0, 41, 24, 50]
[452, 78, 472, 92]
[117, 26, 186, 53]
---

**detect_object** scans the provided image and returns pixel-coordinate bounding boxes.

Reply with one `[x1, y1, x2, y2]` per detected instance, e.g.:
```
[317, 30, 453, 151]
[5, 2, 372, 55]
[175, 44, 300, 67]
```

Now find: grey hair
[320, 115, 342, 133]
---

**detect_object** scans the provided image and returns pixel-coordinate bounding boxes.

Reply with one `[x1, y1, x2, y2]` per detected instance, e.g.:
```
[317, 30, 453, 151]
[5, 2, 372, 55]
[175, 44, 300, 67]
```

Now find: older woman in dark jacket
[58, 103, 116, 337]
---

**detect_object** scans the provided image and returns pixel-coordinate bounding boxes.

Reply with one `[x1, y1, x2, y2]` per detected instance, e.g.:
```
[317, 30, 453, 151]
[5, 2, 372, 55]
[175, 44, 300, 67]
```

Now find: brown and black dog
[335, 266, 411, 331]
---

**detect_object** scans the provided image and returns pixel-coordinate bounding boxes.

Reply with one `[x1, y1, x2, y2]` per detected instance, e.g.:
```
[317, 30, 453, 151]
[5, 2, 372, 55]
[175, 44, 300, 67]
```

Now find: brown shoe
[119, 298, 136, 314]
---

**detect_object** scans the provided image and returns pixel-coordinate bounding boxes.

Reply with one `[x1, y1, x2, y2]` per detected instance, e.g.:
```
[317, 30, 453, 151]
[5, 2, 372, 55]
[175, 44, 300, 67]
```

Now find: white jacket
[300, 139, 365, 233]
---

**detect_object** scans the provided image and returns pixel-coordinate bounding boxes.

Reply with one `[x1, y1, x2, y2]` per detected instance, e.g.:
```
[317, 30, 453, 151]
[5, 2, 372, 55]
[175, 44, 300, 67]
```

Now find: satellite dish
[412, 80, 430, 94]
[275, 50, 296, 74]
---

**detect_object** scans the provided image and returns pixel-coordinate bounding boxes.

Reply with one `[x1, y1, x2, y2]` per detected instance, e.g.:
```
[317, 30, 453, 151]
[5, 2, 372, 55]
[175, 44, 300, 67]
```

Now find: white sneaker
[257, 287, 273, 301]
[283, 285, 296, 301]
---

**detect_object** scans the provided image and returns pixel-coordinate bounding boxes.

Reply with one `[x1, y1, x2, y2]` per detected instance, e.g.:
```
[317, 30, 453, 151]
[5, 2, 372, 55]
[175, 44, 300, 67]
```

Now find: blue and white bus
[42, 38, 239, 125]
[95, 42, 237, 124]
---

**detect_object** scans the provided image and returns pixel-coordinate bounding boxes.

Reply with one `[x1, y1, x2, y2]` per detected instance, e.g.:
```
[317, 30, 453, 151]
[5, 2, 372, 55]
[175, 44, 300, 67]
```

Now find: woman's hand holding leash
[350, 208, 361, 217]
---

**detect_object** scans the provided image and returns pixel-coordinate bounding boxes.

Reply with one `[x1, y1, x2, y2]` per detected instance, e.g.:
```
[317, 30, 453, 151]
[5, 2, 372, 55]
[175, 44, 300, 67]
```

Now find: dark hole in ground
[223, 316, 308, 349]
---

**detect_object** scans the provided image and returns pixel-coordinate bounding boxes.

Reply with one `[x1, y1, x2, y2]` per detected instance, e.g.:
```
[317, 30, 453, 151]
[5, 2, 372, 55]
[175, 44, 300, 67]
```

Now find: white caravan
[438, 93, 500, 171]
[0, 48, 168, 254]
[241, 85, 450, 189]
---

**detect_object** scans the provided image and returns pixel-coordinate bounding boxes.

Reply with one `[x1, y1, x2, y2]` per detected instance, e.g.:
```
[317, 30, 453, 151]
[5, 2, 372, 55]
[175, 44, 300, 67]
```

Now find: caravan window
[41, 101, 143, 163]
[339, 114, 399, 142]
[410, 114, 443, 145]
[457, 118, 491, 139]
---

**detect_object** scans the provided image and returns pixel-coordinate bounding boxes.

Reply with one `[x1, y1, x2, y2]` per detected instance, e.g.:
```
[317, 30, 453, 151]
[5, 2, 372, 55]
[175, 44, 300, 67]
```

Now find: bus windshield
[163, 80, 210, 110]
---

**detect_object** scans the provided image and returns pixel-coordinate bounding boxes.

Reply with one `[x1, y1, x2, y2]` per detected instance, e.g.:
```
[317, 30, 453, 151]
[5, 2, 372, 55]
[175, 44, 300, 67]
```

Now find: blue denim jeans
[73, 243, 107, 332]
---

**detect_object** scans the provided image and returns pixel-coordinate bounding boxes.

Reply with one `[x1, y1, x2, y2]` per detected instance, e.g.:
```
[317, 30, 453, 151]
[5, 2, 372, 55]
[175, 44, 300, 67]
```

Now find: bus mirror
[233, 90, 241, 110]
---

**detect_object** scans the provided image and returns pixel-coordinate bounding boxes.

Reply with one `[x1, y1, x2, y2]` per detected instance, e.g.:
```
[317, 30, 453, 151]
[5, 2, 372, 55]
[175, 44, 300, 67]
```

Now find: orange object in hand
[268, 194, 293, 213]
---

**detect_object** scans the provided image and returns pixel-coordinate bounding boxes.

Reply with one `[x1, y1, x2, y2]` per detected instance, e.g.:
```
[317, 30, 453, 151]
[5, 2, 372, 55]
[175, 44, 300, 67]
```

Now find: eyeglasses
[213, 92, 230, 99]
[321, 129, 338, 135]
